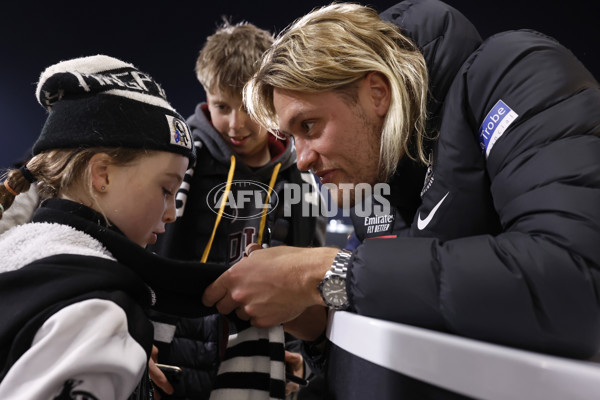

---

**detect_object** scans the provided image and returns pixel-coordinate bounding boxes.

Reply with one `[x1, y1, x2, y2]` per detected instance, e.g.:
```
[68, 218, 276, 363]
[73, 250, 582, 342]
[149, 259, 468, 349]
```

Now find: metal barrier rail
[327, 311, 600, 400]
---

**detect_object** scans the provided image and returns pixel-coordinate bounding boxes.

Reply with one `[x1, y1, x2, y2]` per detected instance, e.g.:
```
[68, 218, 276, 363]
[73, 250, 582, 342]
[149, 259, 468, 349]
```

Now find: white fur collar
[0, 222, 114, 273]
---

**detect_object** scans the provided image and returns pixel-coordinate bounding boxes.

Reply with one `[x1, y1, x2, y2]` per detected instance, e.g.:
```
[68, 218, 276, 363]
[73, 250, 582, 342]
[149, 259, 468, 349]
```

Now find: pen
[286, 372, 308, 386]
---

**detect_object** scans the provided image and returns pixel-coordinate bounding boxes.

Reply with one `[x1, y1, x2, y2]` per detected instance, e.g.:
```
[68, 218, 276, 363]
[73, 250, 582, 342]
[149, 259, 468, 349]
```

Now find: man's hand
[284, 305, 328, 341]
[202, 245, 339, 327]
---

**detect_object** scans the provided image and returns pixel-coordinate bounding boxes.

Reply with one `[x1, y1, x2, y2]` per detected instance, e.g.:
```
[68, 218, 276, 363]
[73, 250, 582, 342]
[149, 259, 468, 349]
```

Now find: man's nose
[295, 137, 317, 172]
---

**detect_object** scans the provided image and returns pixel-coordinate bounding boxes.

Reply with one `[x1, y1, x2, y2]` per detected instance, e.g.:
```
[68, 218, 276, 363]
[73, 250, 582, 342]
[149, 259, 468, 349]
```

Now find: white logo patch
[166, 115, 192, 149]
[479, 99, 518, 158]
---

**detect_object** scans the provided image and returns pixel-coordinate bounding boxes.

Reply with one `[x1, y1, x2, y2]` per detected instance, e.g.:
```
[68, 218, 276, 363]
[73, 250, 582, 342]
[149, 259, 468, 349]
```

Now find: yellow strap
[201, 155, 236, 263]
[257, 162, 281, 246]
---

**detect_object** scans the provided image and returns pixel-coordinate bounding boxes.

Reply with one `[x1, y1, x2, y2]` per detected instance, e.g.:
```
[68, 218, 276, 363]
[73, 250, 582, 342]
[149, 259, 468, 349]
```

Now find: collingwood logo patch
[167, 115, 192, 149]
[479, 99, 518, 158]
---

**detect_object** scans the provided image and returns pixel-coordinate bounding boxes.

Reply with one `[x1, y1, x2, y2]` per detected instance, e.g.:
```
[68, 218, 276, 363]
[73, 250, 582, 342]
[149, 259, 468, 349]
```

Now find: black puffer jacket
[326, 0, 600, 398]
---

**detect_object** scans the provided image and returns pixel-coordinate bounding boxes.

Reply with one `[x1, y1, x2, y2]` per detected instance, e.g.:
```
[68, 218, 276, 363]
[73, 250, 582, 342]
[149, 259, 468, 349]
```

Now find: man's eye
[301, 121, 314, 132]
[163, 188, 173, 196]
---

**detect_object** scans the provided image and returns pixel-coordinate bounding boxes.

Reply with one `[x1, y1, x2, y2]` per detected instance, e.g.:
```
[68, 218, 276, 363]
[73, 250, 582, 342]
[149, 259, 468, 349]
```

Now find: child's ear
[89, 153, 112, 192]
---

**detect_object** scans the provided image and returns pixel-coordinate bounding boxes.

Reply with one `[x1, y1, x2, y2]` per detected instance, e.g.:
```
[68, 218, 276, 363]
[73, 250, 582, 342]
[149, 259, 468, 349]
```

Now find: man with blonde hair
[203, 0, 600, 398]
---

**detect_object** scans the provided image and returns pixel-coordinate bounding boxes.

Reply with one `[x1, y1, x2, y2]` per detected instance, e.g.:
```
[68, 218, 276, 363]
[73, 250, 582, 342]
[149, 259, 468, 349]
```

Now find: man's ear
[89, 153, 112, 192]
[365, 71, 391, 118]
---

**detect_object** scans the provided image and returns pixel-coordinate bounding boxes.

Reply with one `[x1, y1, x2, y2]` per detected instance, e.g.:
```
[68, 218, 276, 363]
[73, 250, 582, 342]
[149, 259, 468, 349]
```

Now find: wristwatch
[318, 249, 352, 310]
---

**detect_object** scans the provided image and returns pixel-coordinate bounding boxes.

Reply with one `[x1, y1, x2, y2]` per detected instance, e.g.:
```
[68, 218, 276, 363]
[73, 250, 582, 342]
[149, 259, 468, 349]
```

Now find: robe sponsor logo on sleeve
[479, 99, 518, 158]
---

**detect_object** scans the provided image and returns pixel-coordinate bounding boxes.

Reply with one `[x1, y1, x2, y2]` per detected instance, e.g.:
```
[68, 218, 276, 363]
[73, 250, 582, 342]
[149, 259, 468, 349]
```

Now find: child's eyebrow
[165, 172, 184, 185]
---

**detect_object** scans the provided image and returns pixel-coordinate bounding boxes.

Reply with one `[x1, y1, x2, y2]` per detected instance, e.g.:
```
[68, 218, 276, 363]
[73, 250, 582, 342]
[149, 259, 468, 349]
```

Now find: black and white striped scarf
[210, 323, 286, 400]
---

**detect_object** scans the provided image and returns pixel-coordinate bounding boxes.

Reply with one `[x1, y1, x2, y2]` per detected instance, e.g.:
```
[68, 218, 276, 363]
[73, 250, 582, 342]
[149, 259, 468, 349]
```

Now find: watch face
[323, 276, 348, 308]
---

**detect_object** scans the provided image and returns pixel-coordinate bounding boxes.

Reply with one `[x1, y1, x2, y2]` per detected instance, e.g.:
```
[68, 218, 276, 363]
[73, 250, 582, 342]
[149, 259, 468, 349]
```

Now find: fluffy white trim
[0, 222, 114, 273]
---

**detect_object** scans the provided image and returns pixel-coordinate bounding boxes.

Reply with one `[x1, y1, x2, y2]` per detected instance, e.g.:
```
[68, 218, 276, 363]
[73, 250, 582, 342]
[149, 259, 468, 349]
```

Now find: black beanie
[32, 55, 195, 163]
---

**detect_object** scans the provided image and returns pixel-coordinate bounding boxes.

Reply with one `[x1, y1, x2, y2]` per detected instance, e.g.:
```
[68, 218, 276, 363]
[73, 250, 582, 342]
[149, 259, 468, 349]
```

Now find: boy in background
[151, 20, 326, 399]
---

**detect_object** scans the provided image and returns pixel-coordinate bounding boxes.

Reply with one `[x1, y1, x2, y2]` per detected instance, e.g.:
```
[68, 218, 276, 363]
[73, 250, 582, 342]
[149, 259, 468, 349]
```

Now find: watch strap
[319, 249, 352, 310]
[328, 249, 352, 278]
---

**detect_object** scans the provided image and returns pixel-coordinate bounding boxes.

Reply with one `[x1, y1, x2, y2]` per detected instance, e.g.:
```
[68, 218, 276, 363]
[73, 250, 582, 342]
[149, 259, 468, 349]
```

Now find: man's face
[273, 76, 386, 208]
[206, 89, 270, 167]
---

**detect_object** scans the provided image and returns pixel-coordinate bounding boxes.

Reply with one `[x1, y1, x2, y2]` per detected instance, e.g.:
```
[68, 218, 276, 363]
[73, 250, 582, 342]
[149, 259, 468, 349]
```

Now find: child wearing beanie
[0, 55, 225, 399]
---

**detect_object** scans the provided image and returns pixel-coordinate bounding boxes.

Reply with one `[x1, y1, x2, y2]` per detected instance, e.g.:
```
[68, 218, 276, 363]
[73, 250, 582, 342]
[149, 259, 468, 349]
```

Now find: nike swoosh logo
[417, 192, 449, 230]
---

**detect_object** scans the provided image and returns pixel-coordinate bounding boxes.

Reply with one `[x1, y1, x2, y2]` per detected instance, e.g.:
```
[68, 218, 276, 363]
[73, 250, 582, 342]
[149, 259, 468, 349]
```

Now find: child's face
[99, 152, 188, 248]
[206, 90, 271, 167]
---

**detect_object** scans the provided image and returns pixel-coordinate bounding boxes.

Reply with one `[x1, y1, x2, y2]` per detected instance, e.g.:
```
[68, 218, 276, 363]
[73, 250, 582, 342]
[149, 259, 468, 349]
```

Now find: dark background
[1, 0, 598, 170]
